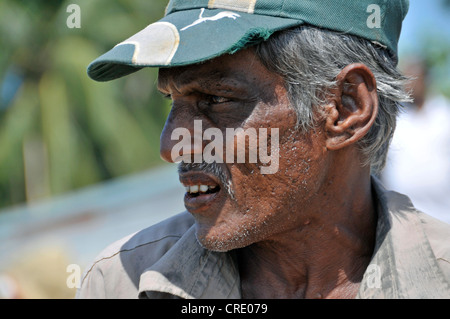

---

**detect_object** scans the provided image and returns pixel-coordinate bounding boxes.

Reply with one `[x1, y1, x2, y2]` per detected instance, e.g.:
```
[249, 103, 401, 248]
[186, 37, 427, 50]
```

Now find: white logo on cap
[181, 8, 240, 31]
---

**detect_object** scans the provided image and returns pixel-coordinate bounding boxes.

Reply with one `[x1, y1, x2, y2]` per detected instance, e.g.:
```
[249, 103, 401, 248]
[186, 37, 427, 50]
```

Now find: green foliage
[0, 0, 171, 208]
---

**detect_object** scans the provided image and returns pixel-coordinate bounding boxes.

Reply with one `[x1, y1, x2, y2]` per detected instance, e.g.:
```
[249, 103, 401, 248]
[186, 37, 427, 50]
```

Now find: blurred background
[0, 0, 449, 298]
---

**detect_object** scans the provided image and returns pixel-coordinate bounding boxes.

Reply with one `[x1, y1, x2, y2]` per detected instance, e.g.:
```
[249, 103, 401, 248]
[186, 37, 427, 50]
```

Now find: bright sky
[399, 0, 450, 55]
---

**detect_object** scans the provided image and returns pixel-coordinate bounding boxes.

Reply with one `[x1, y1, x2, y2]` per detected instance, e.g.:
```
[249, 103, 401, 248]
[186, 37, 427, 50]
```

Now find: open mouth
[179, 171, 225, 212]
[184, 184, 220, 197]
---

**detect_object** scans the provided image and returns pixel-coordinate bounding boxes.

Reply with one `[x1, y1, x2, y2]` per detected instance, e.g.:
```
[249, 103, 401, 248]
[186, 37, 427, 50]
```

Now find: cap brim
[87, 8, 303, 82]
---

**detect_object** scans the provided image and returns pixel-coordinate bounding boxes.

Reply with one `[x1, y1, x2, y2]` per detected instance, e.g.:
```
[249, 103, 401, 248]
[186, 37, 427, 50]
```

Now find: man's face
[158, 48, 328, 251]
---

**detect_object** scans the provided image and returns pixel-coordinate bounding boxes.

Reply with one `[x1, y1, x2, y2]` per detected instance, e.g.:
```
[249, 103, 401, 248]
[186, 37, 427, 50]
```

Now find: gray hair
[254, 26, 412, 174]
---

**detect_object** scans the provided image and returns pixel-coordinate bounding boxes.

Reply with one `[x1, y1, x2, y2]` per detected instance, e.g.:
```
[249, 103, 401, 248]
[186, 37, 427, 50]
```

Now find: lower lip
[184, 188, 222, 213]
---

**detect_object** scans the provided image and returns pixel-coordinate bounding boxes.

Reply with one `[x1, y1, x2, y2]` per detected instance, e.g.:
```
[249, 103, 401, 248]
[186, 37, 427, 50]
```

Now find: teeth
[185, 185, 218, 194]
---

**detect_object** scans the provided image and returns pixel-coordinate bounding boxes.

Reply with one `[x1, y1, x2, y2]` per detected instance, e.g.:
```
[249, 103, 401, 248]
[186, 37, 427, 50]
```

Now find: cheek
[279, 129, 329, 200]
[198, 128, 327, 251]
[226, 141, 318, 222]
[232, 154, 310, 213]
[196, 97, 328, 249]
[230, 102, 317, 201]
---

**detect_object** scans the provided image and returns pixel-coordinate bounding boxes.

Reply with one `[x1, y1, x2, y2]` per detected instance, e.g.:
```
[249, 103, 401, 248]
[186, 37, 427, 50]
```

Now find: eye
[209, 95, 230, 104]
[197, 94, 235, 113]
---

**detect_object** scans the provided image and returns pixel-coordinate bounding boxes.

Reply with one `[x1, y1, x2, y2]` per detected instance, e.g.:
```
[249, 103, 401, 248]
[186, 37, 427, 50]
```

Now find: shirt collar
[139, 226, 241, 299]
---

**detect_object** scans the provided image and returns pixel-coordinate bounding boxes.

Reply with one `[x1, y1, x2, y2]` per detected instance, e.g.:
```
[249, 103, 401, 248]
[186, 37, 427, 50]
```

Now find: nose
[160, 102, 204, 163]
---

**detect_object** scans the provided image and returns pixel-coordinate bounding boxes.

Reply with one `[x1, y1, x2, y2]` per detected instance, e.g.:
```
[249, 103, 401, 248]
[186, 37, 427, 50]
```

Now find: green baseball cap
[87, 0, 409, 82]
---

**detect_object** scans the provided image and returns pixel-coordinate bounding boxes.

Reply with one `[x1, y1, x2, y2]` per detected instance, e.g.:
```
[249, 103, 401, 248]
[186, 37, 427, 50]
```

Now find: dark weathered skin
[158, 48, 379, 299]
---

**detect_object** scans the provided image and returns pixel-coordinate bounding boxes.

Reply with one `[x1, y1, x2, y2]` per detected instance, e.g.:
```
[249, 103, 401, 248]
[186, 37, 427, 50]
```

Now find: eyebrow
[157, 69, 250, 97]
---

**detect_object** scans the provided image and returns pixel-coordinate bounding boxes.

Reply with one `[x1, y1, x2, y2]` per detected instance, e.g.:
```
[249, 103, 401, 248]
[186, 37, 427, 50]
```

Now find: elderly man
[77, 0, 450, 299]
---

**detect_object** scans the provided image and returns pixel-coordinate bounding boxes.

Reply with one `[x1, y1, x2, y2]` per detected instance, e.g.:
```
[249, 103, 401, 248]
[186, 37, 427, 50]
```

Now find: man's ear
[325, 63, 379, 151]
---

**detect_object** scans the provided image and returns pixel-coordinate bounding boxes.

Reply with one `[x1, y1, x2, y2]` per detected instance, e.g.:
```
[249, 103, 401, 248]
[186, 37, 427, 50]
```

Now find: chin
[193, 219, 267, 252]
[194, 227, 243, 252]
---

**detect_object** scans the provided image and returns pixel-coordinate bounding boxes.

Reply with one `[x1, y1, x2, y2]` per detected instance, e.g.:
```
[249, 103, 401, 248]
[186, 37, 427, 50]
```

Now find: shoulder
[417, 211, 450, 280]
[373, 178, 450, 289]
[113, 211, 195, 254]
[77, 211, 195, 298]
[383, 187, 450, 273]
[388, 189, 450, 283]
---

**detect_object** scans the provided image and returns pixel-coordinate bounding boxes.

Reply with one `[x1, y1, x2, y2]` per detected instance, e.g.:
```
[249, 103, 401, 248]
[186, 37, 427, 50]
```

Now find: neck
[238, 164, 376, 299]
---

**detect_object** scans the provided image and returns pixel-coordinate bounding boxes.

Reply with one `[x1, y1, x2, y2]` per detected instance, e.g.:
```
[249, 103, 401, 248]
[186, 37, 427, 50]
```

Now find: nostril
[160, 119, 207, 164]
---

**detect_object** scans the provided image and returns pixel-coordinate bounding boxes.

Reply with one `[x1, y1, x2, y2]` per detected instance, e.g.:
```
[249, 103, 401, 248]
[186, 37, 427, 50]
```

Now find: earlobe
[325, 63, 378, 151]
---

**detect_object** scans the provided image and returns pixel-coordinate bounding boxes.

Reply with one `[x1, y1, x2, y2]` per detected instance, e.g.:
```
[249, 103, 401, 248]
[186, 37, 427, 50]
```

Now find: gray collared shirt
[76, 178, 450, 298]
